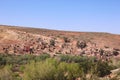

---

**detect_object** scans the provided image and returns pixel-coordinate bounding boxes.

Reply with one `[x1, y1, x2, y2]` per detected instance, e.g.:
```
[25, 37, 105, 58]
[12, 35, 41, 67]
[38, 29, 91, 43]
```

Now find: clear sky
[0, 0, 120, 34]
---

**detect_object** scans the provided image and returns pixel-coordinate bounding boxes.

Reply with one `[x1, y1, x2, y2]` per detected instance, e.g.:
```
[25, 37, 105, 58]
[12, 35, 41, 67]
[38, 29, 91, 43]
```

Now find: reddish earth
[0, 25, 120, 60]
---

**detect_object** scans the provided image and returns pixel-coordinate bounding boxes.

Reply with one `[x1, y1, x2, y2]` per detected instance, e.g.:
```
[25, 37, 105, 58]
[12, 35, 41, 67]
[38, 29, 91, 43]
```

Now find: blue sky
[0, 0, 120, 34]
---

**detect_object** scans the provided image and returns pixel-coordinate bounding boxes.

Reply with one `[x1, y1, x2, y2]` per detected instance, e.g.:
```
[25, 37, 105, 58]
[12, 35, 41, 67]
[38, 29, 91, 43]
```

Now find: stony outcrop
[0, 25, 120, 61]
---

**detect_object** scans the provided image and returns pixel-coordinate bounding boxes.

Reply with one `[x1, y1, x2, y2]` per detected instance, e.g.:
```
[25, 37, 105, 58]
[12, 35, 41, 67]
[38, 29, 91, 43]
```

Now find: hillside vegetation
[0, 25, 120, 80]
[0, 54, 120, 80]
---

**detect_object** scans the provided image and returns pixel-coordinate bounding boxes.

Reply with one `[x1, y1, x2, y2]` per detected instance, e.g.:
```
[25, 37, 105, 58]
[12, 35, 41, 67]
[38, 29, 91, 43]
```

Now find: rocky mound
[0, 25, 120, 61]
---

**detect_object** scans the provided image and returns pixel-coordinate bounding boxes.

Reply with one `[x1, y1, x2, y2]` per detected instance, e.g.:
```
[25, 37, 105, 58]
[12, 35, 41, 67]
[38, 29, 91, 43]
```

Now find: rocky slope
[0, 25, 120, 61]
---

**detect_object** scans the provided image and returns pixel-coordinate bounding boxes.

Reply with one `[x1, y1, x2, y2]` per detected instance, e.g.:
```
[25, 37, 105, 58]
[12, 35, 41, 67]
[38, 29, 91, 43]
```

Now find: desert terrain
[0, 25, 120, 60]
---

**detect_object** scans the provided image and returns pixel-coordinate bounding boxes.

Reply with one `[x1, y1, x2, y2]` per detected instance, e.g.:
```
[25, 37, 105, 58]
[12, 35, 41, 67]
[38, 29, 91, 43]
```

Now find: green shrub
[23, 59, 56, 80]
[0, 65, 13, 80]
[76, 41, 87, 49]
[50, 39, 55, 46]
[35, 53, 50, 61]
[94, 61, 112, 77]
[0, 55, 6, 66]
[113, 50, 119, 56]
[59, 54, 72, 62]
[56, 62, 81, 80]
[59, 54, 90, 63]
[63, 37, 70, 43]
[0, 54, 115, 79]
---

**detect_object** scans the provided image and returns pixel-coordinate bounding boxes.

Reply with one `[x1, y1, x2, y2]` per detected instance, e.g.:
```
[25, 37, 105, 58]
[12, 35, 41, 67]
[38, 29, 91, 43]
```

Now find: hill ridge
[0, 25, 120, 61]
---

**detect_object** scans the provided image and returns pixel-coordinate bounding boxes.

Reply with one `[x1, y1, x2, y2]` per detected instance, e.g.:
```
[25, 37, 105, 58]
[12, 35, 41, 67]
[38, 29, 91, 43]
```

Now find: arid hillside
[0, 25, 120, 60]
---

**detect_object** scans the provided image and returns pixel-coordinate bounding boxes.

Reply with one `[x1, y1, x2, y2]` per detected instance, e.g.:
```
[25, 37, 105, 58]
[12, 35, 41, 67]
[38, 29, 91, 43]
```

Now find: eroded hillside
[0, 25, 120, 61]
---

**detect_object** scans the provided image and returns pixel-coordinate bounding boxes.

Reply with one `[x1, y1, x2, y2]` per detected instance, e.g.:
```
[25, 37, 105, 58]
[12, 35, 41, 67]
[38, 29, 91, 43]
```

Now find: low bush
[0, 54, 115, 80]
[23, 59, 57, 80]
[0, 65, 13, 80]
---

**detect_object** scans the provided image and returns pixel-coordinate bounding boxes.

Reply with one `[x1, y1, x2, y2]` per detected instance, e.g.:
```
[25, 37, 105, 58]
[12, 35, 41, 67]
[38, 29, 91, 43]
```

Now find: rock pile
[0, 28, 120, 61]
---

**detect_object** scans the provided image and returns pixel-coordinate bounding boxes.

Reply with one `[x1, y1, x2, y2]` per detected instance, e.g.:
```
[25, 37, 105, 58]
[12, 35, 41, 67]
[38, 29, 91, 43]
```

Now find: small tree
[76, 41, 87, 49]
[94, 61, 112, 77]
[50, 39, 55, 46]
[63, 37, 70, 43]
[113, 50, 119, 56]
[99, 49, 104, 56]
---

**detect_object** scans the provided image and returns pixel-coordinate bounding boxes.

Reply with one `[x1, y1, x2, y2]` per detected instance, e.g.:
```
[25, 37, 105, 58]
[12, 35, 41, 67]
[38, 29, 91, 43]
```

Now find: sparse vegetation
[113, 50, 119, 56]
[50, 39, 55, 46]
[63, 37, 70, 43]
[0, 25, 120, 80]
[76, 41, 87, 49]
[0, 65, 13, 80]
[0, 53, 118, 80]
